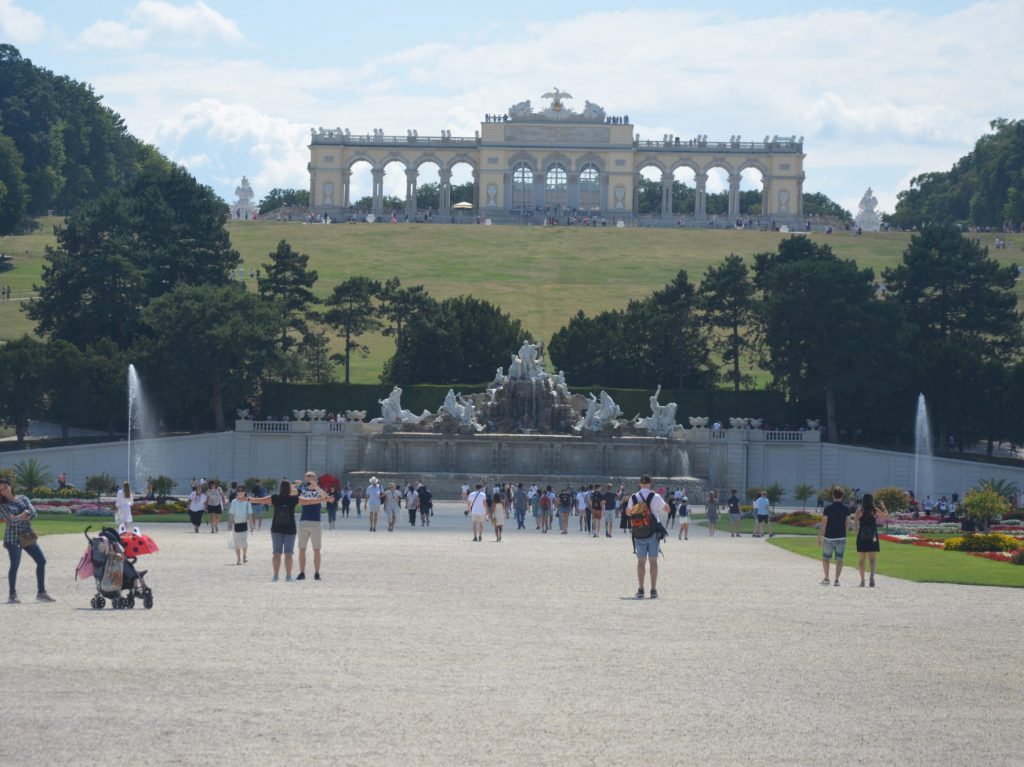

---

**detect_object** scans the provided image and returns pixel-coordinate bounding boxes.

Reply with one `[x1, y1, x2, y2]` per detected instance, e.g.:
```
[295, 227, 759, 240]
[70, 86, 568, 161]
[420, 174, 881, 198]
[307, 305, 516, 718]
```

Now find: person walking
[624, 475, 667, 599]
[819, 487, 853, 586]
[114, 482, 134, 530]
[602, 483, 619, 538]
[528, 484, 540, 529]
[677, 494, 690, 540]
[557, 486, 572, 534]
[855, 494, 889, 587]
[513, 483, 528, 530]
[417, 484, 433, 526]
[227, 486, 254, 565]
[325, 484, 339, 529]
[466, 483, 488, 541]
[727, 489, 742, 537]
[705, 490, 720, 536]
[0, 478, 55, 603]
[575, 486, 589, 533]
[383, 482, 402, 533]
[341, 483, 352, 518]
[353, 485, 364, 517]
[490, 492, 506, 541]
[365, 478, 382, 531]
[753, 490, 772, 537]
[187, 484, 207, 533]
[206, 480, 226, 533]
[405, 483, 420, 527]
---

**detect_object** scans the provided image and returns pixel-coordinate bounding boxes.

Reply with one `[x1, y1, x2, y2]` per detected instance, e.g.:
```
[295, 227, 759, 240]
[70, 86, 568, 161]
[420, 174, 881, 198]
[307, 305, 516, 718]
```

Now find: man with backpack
[625, 475, 668, 599]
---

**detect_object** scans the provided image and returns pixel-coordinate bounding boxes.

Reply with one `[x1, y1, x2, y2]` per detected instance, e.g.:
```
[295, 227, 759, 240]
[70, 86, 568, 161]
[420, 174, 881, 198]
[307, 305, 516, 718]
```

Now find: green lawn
[693, 517, 819, 536]
[5, 218, 1023, 383]
[5, 512, 198, 537]
[769, 534, 1024, 588]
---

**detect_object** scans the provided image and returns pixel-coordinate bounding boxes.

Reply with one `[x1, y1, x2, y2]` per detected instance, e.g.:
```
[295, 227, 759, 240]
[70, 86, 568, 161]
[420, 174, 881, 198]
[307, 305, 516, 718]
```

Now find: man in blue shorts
[818, 487, 852, 586]
[625, 475, 668, 599]
[753, 490, 772, 537]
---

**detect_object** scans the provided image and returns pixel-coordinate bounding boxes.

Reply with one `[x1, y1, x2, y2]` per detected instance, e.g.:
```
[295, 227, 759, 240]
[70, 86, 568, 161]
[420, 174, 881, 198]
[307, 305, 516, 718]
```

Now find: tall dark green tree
[377, 277, 431, 384]
[385, 295, 529, 385]
[757, 243, 907, 441]
[882, 224, 1020, 447]
[699, 253, 756, 390]
[257, 240, 320, 372]
[28, 158, 239, 348]
[139, 284, 284, 431]
[0, 129, 28, 234]
[325, 276, 381, 385]
[0, 335, 49, 445]
[257, 188, 309, 214]
[548, 310, 629, 386]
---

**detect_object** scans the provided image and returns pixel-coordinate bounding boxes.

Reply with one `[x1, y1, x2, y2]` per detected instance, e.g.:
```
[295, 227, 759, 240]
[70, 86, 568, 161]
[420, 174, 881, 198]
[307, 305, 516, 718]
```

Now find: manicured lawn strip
[7, 221, 1023, 382]
[692, 518, 818, 536]
[769, 535, 1024, 588]
[4, 512, 197, 537]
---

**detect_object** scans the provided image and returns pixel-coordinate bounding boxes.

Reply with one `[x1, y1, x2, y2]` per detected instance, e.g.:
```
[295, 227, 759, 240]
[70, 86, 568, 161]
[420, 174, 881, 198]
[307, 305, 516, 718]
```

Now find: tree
[757, 239, 907, 441]
[377, 277, 431, 384]
[416, 182, 439, 210]
[28, 158, 239, 348]
[961, 486, 1010, 532]
[300, 329, 333, 383]
[765, 481, 785, 510]
[699, 253, 756, 390]
[385, 295, 530, 385]
[258, 188, 309, 215]
[12, 458, 52, 490]
[883, 225, 1019, 447]
[793, 483, 816, 510]
[548, 310, 629, 386]
[139, 284, 284, 431]
[802, 192, 853, 223]
[257, 240, 320, 373]
[0, 130, 28, 234]
[324, 276, 381, 385]
[0, 335, 49, 445]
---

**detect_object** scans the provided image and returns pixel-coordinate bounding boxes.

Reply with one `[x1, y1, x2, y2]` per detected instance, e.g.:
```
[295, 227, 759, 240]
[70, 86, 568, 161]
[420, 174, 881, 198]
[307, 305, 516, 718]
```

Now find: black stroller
[83, 527, 154, 610]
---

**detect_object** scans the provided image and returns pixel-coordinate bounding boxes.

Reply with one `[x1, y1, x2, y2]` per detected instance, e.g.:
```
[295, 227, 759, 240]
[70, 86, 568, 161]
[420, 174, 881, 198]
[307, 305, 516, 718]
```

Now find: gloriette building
[308, 90, 805, 225]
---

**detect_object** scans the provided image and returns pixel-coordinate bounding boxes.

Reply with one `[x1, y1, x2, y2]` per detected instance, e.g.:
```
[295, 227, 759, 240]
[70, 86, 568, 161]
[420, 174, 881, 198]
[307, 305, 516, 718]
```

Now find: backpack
[627, 491, 655, 539]
[539, 493, 551, 510]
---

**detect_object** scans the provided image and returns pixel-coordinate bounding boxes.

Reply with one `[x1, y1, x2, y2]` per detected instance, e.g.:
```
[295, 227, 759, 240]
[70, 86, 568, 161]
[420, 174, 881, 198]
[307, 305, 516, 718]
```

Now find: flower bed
[775, 512, 819, 527]
[944, 533, 1023, 553]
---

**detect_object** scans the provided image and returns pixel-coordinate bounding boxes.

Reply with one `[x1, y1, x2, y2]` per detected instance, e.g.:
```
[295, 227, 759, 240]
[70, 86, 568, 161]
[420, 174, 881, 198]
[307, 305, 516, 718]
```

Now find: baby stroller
[80, 526, 155, 610]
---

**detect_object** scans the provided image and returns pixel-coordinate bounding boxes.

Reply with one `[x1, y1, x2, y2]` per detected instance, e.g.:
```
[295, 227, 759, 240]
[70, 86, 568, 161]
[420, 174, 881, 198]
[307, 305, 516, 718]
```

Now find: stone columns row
[645, 170, 750, 219]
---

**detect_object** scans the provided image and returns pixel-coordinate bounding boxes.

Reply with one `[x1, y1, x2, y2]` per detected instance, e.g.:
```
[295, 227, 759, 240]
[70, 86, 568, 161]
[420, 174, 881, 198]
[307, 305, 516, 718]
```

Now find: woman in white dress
[227, 486, 254, 564]
[114, 482, 134, 530]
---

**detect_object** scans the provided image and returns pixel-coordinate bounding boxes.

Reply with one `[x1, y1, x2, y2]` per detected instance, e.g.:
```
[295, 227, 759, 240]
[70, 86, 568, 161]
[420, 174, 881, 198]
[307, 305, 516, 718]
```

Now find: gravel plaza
[4, 501, 1021, 766]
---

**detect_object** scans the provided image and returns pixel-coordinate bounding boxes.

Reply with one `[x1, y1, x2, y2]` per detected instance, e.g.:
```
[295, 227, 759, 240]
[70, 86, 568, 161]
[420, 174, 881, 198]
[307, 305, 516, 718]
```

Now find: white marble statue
[635, 385, 679, 437]
[516, 340, 543, 380]
[598, 390, 622, 426]
[508, 100, 532, 119]
[492, 367, 505, 388]
[345, 410, 367, 421]
[854, 187, 882, 232]
[293, 409, 307, 421]
[233, 176, 256, 220]
[379, 386, 430, 426]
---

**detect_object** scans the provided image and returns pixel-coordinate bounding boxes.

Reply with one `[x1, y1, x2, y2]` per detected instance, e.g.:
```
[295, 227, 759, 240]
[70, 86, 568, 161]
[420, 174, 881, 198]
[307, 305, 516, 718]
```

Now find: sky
[2, 0, 1022, 214]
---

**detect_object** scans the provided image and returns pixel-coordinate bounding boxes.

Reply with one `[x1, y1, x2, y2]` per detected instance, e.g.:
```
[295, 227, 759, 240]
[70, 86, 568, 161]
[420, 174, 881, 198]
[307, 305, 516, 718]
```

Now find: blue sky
[2, 0, 1021, 213]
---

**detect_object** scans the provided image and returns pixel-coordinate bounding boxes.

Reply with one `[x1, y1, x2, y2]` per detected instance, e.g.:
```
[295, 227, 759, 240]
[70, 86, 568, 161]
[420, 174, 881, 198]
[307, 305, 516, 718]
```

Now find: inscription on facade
[504, 125, 611, 145]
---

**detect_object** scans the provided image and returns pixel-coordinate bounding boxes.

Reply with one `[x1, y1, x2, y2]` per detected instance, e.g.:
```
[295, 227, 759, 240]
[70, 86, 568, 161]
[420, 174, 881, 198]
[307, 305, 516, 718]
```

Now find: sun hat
[370, 476, 379, 484]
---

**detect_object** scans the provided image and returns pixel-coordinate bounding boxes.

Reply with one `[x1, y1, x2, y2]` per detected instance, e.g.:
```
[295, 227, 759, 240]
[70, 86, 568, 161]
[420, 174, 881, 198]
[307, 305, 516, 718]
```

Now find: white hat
[369, 476, 379, 484]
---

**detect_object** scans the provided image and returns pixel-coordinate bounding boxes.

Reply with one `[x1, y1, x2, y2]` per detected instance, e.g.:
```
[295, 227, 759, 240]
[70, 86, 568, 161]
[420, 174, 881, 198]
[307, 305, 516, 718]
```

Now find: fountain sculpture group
[373, 341, 682, 439]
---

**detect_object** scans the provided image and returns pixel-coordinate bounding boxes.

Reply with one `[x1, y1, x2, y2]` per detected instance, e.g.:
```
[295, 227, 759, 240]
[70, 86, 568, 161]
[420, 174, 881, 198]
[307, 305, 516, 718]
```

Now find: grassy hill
[4, 220, 1022, 383]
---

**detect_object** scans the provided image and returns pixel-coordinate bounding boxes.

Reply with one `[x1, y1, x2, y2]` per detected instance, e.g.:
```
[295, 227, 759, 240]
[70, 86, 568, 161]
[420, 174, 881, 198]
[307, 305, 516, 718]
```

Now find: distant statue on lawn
[233, 176, 256, 221]
[854, 187, 882, 232]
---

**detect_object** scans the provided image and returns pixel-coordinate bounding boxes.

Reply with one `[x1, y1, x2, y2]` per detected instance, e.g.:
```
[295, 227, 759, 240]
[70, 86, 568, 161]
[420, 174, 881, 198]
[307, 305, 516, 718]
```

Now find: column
[727, 172, 740, 221]
[661, 171, 673, 218]
[405, 167, 418, 217]
[472, 168, 480, 213]
[761, 176, 771, 219]
[695, 172, 707, 219]
[371, 168, 385, 215]
[633, 174, 641, 215]
[567, 171, 579, 210]
[341, 169, 351, 209]
[439, 168, 452, 213]
[797, 172, 805, 216]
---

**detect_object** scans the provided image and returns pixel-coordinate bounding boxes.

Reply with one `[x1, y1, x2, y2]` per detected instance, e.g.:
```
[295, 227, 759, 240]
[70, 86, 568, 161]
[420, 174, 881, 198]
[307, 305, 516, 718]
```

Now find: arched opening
[578, 163, 601, 211]
[348, 160, 374, 216]
[545, 164, 568, 210]
[739, 167, 766, 222]
[414, 160, 441, 220]
[670, 166, 697, 219]
[511, 162, 534, 212]
[446, 160, 476, 222]
[380, 159, 408, 219]
[704, 166, 730, 218]
[636, 165, 663, 216]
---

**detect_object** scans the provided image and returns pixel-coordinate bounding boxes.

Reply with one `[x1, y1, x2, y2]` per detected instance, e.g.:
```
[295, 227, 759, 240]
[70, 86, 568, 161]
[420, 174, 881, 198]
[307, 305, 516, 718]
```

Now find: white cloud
[79, 2, 1024, 211]
[78, 1, 243, 49]
[0, 0, 47, 43]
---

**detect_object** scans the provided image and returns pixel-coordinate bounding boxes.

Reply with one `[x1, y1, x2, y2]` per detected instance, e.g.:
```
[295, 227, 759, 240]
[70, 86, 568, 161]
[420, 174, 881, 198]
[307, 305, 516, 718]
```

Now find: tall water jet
[913, 393, 934, 503]
[127, 364, 157, 491]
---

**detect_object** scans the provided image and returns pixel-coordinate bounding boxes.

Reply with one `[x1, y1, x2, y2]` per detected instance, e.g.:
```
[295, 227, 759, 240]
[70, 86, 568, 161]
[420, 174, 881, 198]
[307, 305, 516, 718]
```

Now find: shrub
[874, 487, 908, 514]
[962, 487, 1010, 532]
[776, 512, 819, 527]
[26, 486, 81, 499]
[944, 533, 1023, 553]
[793, 483, 816, 509]
[150, 475, 175, 501]
[84, 473, 115, 499]
[1012, 550, 1024, 565]
[13, 458, 52, 490]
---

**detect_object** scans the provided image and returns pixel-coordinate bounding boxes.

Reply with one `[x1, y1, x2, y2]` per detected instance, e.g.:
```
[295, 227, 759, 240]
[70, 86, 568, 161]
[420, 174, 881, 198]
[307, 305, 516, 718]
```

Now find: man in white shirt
[365, 477, 383, 532]
[465, 482, 488, 542]
[753, 490, 772, 537]
[575, 488, 588, 532]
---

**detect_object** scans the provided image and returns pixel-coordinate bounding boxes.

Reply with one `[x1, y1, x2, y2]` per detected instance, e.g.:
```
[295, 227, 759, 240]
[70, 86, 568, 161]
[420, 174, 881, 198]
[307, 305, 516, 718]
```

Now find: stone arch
[736, 158, 770, 176]
[634, 157, 666, 174]
[346, 153, 381, 171]
[541, 151, 573, 172]
[574, 152, 605, 172]
[506, 150, 538, 170]
[444, 153, 478, 173]
[378, 153, 410, 170]
[669, 158, 701, 175]
[414, 153, 445, 171]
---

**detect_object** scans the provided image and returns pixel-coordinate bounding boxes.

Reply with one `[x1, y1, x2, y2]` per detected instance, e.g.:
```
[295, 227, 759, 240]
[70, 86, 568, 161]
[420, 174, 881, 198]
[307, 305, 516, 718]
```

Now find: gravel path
[4, 502, 1022, 766]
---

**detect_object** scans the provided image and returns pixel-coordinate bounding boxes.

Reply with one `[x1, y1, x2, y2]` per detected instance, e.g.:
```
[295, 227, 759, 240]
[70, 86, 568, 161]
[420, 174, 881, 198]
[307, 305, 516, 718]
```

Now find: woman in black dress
[855, 493, 889, 587]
